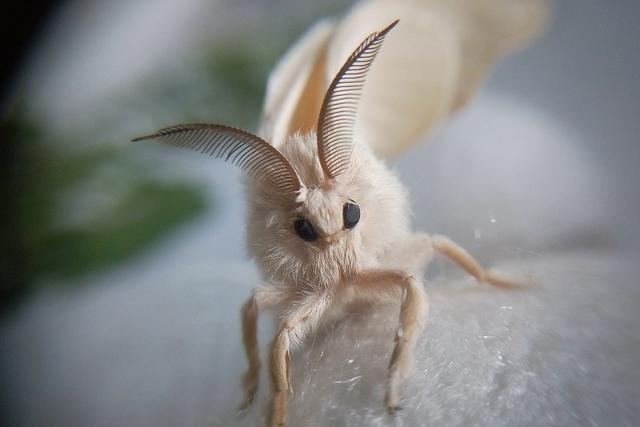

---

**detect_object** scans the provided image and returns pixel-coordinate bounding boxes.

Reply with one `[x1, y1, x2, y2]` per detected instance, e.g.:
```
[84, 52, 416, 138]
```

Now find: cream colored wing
[259, 19, 335, 149]
[260, 0, 549, 158]
[446, 0, 550, 111]
[328, 0, 460, 158]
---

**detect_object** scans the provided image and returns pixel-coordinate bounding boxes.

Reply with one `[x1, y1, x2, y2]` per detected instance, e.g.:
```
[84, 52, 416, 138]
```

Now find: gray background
[2, 1, 639, 426]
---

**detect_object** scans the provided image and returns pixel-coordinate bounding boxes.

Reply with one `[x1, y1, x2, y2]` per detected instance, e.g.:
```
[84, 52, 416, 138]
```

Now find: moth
[133, 20, 523, 426]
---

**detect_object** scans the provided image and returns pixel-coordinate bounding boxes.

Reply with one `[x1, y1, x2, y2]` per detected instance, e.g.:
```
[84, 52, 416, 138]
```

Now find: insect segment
[134, 20, 516, 427]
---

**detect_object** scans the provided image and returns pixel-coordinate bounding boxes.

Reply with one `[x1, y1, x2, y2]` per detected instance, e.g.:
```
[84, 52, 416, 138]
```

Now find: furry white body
[247, 132, 423, 294]
[245, 131, 431, 347]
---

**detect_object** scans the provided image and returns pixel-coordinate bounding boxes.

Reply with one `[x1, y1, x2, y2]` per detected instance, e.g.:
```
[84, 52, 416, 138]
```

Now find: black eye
[343, 202, 360, 229]
[294, 218, 318, 242]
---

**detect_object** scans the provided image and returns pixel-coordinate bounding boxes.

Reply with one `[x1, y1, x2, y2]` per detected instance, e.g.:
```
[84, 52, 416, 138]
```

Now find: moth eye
[343, 202, 360, 230]
[294, 218, 318, 242]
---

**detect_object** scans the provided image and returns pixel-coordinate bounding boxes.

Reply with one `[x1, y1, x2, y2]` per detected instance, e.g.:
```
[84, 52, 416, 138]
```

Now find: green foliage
[33, 181, 204, 279]
[1, 112, 206, 305]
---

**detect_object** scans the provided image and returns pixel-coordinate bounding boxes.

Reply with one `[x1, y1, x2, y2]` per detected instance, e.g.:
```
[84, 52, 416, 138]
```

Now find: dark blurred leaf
[32, 181, 205, 279]
[1, 109, 207, 308]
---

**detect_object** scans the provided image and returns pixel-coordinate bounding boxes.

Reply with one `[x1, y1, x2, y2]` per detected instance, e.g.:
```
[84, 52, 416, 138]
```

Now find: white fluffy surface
[276, 251, 640, 427]
[2, 90, 639, 426]
[3, 248, 638, 426]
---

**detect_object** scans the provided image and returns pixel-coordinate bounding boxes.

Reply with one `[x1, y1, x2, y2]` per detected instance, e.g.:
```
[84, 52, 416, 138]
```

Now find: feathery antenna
[317, 19, 398, 179]
[132, 124, 302, 195]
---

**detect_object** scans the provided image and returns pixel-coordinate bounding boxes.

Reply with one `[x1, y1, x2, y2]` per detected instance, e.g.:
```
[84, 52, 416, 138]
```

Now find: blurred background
[1, 0, 639, 426]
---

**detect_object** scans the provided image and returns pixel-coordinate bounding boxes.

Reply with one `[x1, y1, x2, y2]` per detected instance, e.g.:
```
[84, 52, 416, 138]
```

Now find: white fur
[242, 129, 436, 425]
[246, 132, 418, 298]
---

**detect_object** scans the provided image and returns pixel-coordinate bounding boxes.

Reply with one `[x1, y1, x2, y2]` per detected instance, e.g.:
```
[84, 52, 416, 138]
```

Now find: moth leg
[431, 234, 519, 288]
[269, 324, 292, 427]
[239, 286, 289, 411]
[356, 271, 429, 414]
[269, 294, 331, 427]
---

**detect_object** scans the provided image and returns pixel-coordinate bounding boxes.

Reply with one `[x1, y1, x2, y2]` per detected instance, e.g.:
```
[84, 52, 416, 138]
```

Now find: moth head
[283, 19, 396, 246]
[292, 183, 361, 245]
[132, 21, 398, 248]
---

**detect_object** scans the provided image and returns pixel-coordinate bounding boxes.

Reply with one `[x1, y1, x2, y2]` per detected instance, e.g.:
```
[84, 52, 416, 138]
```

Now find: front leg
[239, 286, 290, 410]
[269, 294, 332, 427]
[356, 270, 429, 414]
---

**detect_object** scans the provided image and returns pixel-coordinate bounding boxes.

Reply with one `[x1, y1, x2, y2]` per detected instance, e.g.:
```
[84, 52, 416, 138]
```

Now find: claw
[237, 394, 255, 413]
[271, 390, 288, 427]
[387, 405, 403, 415]
[238, 367, 259, 412]
[385, 388, 402, 416]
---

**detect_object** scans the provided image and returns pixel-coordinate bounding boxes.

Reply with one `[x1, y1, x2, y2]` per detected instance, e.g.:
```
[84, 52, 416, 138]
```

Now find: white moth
[134, 2, 547, 425]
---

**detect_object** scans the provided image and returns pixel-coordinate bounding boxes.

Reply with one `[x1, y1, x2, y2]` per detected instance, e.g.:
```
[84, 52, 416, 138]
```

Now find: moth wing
[260, 0, 549, 158]
[327, 0, 460, 158]
[327, 0, 549, 158]
[259, 19, 336, 149]
[448, 0, 550, 111]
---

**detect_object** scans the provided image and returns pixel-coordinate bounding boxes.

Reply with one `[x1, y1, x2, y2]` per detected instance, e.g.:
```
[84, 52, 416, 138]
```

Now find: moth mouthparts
[322, 231, 346, 245]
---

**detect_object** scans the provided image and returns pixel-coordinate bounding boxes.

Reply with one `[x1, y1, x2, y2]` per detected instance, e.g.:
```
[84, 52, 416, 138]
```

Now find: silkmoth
[133, 20, 525, 426]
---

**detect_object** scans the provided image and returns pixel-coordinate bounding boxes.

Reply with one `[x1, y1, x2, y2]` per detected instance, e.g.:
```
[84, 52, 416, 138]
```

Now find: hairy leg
[269, 294, 332, 427]
[239, 286, 290, 410]
[355, 271, 429, 414]
[385, 233, 519, 287]
[431, 234, 519, 288]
